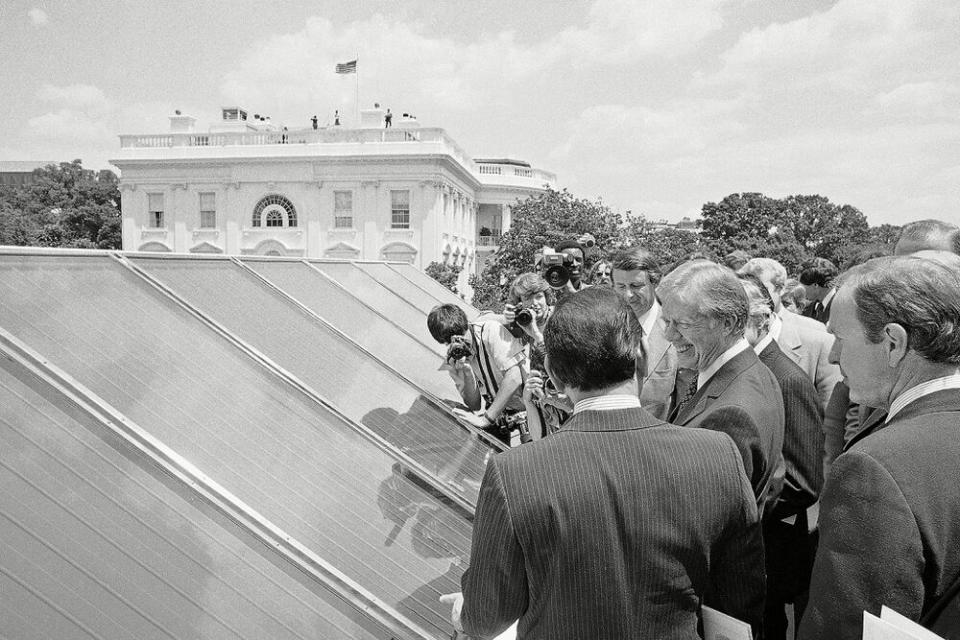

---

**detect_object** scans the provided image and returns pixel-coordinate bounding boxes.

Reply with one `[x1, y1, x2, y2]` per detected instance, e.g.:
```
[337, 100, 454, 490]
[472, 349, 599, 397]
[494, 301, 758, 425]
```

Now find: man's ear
[543, 355, 564, 394]
[884, 322, 909, 367]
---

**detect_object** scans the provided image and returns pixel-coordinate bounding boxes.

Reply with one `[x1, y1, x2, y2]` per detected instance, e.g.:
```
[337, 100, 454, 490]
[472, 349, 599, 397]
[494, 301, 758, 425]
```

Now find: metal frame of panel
[0, 326, 432, 640]
[308, 259, 429, 318]
[387, 262, 480, 313]
[111, 253, 485, 514]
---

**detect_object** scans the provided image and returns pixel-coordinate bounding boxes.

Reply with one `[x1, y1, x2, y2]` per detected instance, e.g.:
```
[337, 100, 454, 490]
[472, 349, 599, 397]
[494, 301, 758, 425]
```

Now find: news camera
[541, 253, 575, 288]
[445, 335, 473, 363]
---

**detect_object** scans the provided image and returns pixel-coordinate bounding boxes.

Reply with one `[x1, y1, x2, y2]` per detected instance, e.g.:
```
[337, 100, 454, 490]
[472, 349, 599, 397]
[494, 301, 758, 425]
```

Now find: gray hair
[842, 254, 960, 364]
[895, 219, 959, 255]
[739, 274, 774, 335]
[659, 260, 748, 336]
[738, 257, 788, 293]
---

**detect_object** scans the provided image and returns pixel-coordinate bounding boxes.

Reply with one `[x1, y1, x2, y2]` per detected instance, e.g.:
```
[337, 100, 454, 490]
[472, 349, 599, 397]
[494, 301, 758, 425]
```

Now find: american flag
[335, 59, 357, 74]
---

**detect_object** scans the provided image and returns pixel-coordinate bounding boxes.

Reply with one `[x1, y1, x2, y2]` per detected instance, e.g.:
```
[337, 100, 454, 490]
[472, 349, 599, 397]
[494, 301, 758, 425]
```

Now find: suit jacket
[778, 310, 842, 412]
[758, 340, 824, 520]
[800, 390, 960, 640]
[639, 316, 679, 421]
[672, 348, 785, 518]
[461, 406, 766, 640]
[802, 294, 833, 324]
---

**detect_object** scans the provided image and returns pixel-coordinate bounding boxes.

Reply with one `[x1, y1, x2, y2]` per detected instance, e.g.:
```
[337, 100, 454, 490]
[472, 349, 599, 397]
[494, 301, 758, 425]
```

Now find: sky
[1, 0, 958, 226]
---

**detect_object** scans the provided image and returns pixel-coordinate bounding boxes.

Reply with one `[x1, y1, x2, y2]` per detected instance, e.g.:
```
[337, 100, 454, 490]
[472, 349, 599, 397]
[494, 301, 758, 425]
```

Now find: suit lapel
[843, 390, 960, 451]
[776, 317, 805, 368]
[643, 318, 670, 381]
[674, 349, 757, 425]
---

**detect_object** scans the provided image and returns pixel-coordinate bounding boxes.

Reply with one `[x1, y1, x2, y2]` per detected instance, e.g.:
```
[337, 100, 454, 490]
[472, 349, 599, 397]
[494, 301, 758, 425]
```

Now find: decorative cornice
[361, 180, 380, 189]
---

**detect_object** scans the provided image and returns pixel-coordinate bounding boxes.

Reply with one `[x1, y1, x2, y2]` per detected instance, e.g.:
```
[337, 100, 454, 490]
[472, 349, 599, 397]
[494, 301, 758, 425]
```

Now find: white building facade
[111, 107, 556, 291]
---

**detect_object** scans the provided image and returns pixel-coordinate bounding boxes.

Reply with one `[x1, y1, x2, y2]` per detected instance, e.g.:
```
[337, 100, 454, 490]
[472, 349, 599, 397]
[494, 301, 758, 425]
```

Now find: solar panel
[127, 255, 499, 505]
[0, 369, 389, 640]
[388, 262, 479, 314]
[308, 261, 430, 333]
[0, 253, 471, 639]
[353, 262, 449, 314]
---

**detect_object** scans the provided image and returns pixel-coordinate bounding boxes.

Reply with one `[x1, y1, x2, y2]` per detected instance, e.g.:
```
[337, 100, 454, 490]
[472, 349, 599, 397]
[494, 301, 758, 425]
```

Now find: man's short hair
[427, 303, 468, 344]
[895, 219, 960, 255]
[798, 257, 839, 287]
[842, 255, 960, 365]
[723, 250, 752, 271]
[508, 273, 553, 305]
[738, 273, 774, 334]
[738, 257, 787, 293]
[544, 288, 642, 392]
[553, 239, 584, 254]
[659, 260, 749, 335]
[781, 278, 807, 309]
[611, 247, 661, 285]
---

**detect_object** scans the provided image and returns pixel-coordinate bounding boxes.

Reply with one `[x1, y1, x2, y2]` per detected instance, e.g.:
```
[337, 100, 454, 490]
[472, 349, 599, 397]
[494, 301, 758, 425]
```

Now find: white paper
[863, 611, 922, 640]
[702, 605, 753, 640]
[880, 606, 945, 640]
[492, 621, 518, 640]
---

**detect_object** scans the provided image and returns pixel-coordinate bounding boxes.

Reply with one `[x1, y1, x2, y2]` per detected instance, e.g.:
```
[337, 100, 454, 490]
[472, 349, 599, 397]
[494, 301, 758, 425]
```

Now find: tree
[424, 261, 462, 294]
[0, 160, 121, 249]
[700, 192, 783, 255]
[776, 194, 869, 266]
[470, 188, 624, 310]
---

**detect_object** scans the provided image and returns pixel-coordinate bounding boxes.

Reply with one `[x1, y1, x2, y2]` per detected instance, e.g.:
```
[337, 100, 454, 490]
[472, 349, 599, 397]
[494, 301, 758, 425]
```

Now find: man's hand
[439, 592, 464, 634]
[454, 407, 493, 429]
[503, 303, 518, 324]
[523, 370, 547, 404]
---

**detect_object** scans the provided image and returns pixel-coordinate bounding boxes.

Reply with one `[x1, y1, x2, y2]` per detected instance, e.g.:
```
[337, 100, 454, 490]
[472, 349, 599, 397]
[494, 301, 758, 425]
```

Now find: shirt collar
[885, 373, 960, 423]
[822, 288, 837, 309]
[698, 338, 750, 390]
[753, 331, 775, 355]
[638, 299, 660, 337]
[573, 394, 642, 415]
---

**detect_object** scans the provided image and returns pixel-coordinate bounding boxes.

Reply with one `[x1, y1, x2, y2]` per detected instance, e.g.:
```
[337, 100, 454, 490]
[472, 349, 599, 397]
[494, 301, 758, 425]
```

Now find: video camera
[541, 253, 576, 288]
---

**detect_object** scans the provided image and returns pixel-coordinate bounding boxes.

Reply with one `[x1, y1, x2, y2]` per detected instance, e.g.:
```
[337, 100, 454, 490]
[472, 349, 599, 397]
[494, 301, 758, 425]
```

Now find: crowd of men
[427, 218, 960, 640]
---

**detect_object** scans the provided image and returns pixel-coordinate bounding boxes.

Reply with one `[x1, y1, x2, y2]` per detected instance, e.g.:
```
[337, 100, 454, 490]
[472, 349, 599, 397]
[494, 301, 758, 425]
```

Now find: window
[334, 191, 353, 229]
[390, 190, 410, 229]
[199, 192, 216, 228]
[148, 193, 164, 228]
[252, 194, 297, 227]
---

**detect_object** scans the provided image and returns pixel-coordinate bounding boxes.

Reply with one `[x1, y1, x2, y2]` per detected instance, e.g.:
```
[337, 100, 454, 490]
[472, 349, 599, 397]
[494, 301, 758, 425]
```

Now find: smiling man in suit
[800, 253, 960, 640]
[659, 260, 785, 518]
[611, 246, 678, 420]
[446, 287, 766, 639]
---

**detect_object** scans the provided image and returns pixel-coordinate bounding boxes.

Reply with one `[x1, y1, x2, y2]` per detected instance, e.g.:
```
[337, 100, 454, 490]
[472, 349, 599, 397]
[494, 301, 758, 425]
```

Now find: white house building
[111, 106, 556, 291]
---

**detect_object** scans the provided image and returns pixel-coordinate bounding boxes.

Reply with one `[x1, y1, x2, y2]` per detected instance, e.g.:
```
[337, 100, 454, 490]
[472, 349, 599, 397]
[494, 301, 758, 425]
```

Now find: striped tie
[670, 374, 698, 422]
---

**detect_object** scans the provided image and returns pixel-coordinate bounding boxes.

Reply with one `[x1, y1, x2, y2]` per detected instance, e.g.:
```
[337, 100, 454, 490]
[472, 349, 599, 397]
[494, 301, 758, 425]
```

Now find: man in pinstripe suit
[445, 288, 765, 639]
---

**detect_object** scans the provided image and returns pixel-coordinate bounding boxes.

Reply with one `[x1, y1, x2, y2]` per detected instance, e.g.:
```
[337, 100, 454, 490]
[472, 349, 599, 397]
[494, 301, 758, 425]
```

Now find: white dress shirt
[697, 338, 751, 390]
[885, 373, 960, 423]
[573, 394, 642, 415]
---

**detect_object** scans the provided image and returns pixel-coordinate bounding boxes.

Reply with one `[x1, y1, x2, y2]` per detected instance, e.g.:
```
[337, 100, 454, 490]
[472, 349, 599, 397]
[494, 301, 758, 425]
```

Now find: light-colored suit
[777, 311, 841, 412]
[638, 316, 679, 421]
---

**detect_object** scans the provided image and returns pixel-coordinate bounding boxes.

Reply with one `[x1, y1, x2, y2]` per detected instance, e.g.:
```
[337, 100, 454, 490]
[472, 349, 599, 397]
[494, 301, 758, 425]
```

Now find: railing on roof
[475, 161, 555, 184]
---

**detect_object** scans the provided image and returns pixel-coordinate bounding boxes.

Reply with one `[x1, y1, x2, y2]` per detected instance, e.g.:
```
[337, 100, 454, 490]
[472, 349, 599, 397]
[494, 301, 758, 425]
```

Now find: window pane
[200, 210, 216, 228]
[0, 254, 473, 640]
[0, 373, 387, 640]
[391, 190, 410, 207]
[199, 192, 216, 210]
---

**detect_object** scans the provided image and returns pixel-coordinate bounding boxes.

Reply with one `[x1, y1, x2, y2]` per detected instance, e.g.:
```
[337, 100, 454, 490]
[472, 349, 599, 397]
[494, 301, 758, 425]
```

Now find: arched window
[252, 194, 297, 227]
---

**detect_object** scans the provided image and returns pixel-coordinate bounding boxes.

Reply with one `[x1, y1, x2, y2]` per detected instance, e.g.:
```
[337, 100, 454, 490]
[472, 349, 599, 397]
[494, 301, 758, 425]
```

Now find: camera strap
[469, 324, 498, 406]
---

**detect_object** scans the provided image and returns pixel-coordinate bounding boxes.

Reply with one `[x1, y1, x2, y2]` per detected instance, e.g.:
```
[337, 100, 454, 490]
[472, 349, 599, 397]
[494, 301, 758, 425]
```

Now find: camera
[446, 335, 473, 362]
[541, 253, 573, 288]
[514, 308, 534, 327]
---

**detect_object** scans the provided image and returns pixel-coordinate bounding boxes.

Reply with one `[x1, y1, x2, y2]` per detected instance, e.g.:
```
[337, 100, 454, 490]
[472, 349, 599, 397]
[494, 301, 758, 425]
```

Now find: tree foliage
[0, 160, 121, 249]
[424, 261, 462, 294]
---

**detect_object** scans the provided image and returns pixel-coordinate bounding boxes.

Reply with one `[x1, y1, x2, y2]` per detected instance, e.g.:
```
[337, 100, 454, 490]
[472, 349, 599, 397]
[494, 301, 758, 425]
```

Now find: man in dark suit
[445, 288, 766, 639]
[659, 260, 785, 518]
[800, 253, 960, 640]
[799, 258, 838, 325]
[740, 274, 824, 640]
[611, 246, 678, 420]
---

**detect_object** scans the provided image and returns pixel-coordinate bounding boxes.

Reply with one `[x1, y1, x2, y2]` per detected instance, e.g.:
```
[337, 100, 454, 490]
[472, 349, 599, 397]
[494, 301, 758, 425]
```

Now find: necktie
[670, 372, 698, 421]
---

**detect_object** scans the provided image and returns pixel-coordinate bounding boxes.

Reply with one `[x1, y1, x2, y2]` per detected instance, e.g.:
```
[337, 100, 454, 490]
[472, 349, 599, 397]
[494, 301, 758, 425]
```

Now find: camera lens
[543, 265, 570, 288]
[515, 308, 533, 326]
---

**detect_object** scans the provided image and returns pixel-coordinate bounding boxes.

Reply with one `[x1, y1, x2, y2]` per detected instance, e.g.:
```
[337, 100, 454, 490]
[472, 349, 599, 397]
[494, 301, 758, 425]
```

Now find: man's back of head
[894, 219, 960, 255]
[545, 287, 643, 393]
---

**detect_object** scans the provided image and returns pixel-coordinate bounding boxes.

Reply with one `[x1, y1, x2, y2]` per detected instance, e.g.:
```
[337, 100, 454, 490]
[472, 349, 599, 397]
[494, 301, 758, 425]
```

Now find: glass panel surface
[353, 262, 448, 314]
[310, 261, 430, 335]
[0, 371, 387, 640]
[389, 263, 479, 318]
[244, 259, 449, 372]
[0, 254, 472, 640]
[130, 256, 495, 504]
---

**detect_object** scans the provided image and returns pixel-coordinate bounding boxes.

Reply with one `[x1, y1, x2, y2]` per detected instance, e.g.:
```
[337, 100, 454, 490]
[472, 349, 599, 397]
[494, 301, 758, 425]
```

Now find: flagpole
[355, 54, 360, 126]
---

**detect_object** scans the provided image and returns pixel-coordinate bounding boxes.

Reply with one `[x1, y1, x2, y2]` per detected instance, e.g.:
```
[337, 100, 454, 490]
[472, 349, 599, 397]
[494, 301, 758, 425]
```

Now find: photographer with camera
[542, 234, 596, 301]
[427, 303, 528, 445]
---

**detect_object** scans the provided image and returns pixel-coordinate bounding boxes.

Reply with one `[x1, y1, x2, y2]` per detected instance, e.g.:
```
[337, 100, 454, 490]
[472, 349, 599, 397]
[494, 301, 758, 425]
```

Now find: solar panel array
[0, 250, 498, 640]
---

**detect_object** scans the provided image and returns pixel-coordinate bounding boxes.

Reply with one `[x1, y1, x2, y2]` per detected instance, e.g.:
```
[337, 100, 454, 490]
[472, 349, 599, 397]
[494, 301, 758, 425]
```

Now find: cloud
[37, 84, 112, 115]
[28, 8, 48, 26]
